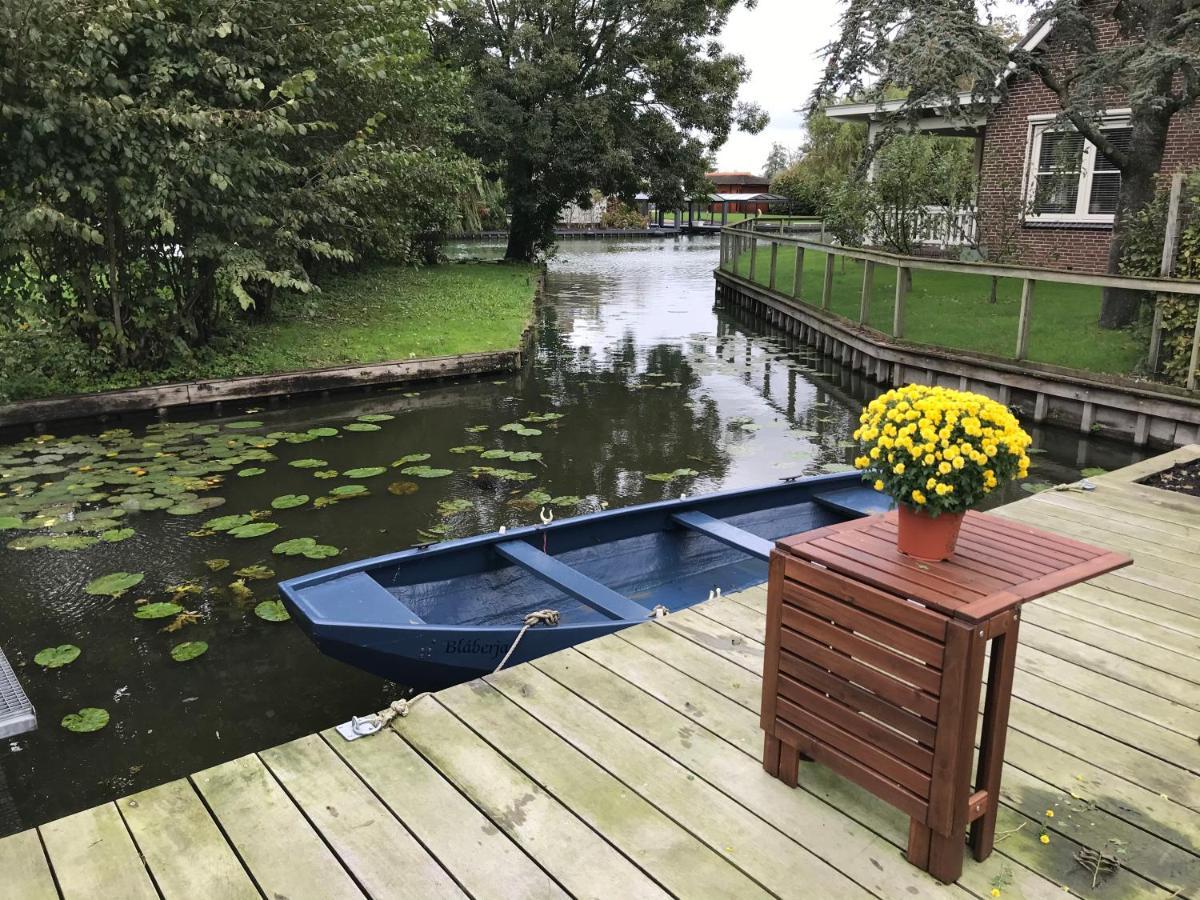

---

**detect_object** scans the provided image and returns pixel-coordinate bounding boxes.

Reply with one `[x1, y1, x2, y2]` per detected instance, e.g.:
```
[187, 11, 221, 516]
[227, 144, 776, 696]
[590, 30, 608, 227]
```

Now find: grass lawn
[728, 246, 1145, 377]
[3, 261, 540, 402]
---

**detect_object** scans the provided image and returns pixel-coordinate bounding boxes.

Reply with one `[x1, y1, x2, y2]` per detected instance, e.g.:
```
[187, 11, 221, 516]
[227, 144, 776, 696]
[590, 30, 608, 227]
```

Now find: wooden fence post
[1150, 173, 1185, 374]
[893, 266, 909, 338]
[792, 246, 805, 299]
[749, 235, 759, 283]
[768, 241, 779, 291]
[822, 253, 835, 309]
[1188, 298, 1200, 391]
[1015, 278, 1036, 360]
[732, 233, 741, 277]
[859, 260, 875, 324]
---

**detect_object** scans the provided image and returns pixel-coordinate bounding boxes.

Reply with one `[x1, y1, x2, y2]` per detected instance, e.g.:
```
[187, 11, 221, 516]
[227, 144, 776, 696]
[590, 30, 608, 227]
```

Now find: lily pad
[509, 451, 543, 463]
[272, 537, 340, 559]
[392, 453, 431, 467]
[237, 468, 266, 478]
[313, 470, 339, 479]
[344, 467, 386, 479]
[134, 602, 183, 620]
[356, 414, 394, 423]
[61, 707, 109, 733]
[228, 522, 280, 539]
[819, 463, 857, 474]
[449, 445, 484, 454]
[271, 494, 309, 510]
[226, 420, 263, 430]
[1080, 467, 1108, 478]
[437, 498, 474, 515]
[645, 468, 700, 482]
[306, 427, 338, 438]
[45, 535, 100, 551]
[254, 599, 291, 622]
[85, 572, 145, 597]
[465, 425, 489, 433]
[400, 466, 454, 479]
[170, 641, 208, 662]
[387, 481, 419, 496]
[0, 516, 22, 530]
[34, 644, 81, 668]
[99, 527, 135, 543]
[289, 458, 328, 469]
[204, 513, 253, 532]
[480, 449, 513, 459]
[235, 565, 275, 580]
[330, 484, 369, 497]
[204, 558, 231, 571]
[500, 423, 542, 436]
[343, 423, 381, 433]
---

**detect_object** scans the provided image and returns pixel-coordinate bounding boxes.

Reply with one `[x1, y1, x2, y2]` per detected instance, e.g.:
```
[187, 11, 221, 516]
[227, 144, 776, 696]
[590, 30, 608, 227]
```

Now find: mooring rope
[494, 608, 560, 674]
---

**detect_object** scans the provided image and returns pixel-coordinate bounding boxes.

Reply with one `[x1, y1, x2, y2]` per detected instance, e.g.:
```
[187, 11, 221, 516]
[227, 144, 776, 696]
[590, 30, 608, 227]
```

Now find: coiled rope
[493, 608, 560, 673]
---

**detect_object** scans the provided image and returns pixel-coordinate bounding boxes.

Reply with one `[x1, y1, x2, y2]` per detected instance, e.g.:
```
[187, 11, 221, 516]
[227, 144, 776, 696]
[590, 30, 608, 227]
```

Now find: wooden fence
[719, 218, 1200, 391]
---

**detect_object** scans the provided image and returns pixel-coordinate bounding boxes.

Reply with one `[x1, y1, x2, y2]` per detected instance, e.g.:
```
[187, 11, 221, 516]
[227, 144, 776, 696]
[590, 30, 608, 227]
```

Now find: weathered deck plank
[192, 753, 364, 900]
[327, 727, 566, 900]
[38, 804, 158, 900]
[119, 778, 258, 900]
[0, 828, 57, 900]
[260, 734, 465, 900]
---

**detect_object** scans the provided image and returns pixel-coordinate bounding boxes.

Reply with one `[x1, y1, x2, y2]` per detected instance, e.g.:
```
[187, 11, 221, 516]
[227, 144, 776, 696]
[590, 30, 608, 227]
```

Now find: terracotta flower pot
[896, 504, 965, 562]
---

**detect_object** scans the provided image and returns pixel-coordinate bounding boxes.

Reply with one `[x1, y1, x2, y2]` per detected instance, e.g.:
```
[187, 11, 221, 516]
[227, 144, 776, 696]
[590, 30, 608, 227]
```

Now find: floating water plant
[170, 641, 208, 662]
[85, 572, 145, 597]
[61, 708, 109, 733]
[465, 425, 489, 433]
[134, 602, 183, 620]
[400, 466, 454, 479]
[387, 481, 419, 496]
[646, 468, 699, 482]
[356, 414, 394, 423]
[392, 453, 431, 467]
[289, 458, 327, 469]
[449, 445, 484, 454]
[100, 527, 135, 542]
[344, 467, 386, 479]
[306, 427, 338, 438]
[272, 537, 340, 559]
[235, 565, 275, 580]
[34, 644, 81, 668]
[227, 522, 280, 539]
[270, 494, 309, 510]
[313, 470, 339, 479]
[205, 513, 253, 532]
[330, 484, 369, 497]
[204, 559, 231, 571]
[237, 468, 266, 478]
[437, 499, 474, 515]
[226, 421, 263, 430]
[254, 600, 291, 622]
[499, 423, 542, 437]
[343, 423, 381, 433]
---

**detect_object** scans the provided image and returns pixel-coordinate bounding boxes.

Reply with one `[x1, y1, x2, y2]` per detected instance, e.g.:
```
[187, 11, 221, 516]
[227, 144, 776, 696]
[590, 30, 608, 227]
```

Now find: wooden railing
[719, 218, 1200, 390]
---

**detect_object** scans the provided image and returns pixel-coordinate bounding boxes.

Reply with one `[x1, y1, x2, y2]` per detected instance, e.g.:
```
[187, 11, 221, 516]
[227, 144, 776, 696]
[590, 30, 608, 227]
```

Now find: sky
[714, 0, 1031, 173]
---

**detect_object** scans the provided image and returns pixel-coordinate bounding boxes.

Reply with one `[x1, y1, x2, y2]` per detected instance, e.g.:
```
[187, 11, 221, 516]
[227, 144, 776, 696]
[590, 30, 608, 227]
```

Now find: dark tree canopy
[817, 0, 1200, 327]
[430, 0, 767, 261]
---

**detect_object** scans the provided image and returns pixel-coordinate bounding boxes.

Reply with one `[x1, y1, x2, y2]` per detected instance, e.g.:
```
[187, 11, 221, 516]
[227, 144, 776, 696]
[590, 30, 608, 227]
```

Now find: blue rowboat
[279, 472, 889, 690]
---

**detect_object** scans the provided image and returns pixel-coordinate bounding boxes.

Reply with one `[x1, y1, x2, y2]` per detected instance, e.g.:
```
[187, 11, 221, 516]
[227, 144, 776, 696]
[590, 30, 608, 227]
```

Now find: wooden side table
[760, 510, 1130, 883]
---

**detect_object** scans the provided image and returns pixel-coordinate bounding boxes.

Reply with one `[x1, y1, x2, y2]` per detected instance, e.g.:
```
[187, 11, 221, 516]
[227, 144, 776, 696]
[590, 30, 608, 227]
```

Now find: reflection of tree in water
[524, 328, 731, 508]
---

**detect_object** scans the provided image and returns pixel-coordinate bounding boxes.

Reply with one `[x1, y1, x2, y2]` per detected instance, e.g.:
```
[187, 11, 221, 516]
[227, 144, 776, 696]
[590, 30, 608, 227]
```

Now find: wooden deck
[2, 449, 1198, 899]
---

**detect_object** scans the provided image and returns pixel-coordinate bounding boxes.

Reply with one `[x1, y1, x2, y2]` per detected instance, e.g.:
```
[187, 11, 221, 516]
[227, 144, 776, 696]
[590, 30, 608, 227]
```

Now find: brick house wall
[706, 173, 772, 214]
[976, 6, 1200, 272]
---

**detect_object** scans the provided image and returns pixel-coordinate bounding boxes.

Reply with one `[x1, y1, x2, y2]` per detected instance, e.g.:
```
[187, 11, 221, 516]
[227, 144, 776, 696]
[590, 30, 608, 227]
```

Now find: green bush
[1119, 173, 1200, 386]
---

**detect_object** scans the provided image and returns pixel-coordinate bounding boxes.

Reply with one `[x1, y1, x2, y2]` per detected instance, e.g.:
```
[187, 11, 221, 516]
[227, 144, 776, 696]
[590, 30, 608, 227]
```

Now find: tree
[430, 1, 767, 262]
[868, 135, 976, 255]
[817, 0, 1200, 328]
[762, 142, 798, 179]
[0, 0, 473, 366]
[772, 105, 867, 213]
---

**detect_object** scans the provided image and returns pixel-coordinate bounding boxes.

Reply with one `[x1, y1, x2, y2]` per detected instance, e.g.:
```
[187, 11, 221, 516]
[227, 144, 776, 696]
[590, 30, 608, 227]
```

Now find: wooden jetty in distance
[1, 448, 1197, 899]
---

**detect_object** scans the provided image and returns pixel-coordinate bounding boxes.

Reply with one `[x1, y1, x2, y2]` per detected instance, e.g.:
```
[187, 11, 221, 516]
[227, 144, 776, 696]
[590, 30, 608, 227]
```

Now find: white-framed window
[1023, 115, 1133, 225]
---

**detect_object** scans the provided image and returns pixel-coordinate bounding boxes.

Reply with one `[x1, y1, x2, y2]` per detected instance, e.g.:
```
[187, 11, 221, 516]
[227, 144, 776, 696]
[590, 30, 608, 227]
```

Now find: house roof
[706, 172, 771, 184]
[823, 15, 1056, 135]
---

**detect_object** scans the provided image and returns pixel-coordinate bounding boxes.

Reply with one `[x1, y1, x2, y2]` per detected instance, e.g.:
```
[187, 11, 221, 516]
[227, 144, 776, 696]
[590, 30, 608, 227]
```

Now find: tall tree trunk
[1100, 114, 1169, 329]
[104, 189, 128, 365]
[505, 201, 543, 262]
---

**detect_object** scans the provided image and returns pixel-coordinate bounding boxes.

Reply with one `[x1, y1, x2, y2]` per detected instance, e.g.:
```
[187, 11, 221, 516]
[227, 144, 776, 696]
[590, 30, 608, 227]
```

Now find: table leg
[763, 733, 781, 777]
[970, 614, 1021, 861]
[928, 621, 987, 883]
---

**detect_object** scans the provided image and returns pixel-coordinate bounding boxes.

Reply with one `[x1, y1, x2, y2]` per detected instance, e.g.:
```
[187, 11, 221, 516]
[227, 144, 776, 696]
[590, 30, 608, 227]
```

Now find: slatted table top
[776, 510, 1132, 623]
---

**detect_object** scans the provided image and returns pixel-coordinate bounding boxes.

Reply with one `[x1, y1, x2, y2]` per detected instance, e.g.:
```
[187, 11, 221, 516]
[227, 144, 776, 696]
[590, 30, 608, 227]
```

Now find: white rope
[493, 608, 560, 674]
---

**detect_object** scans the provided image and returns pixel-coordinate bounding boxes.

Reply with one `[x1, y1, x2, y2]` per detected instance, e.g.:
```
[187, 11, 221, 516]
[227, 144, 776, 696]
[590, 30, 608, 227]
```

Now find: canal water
[0, 236, 1147, 835]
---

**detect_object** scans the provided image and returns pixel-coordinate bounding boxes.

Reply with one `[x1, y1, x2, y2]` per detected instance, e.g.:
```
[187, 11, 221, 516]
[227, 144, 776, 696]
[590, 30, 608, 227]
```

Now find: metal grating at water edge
[0, 646, 36, 739]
